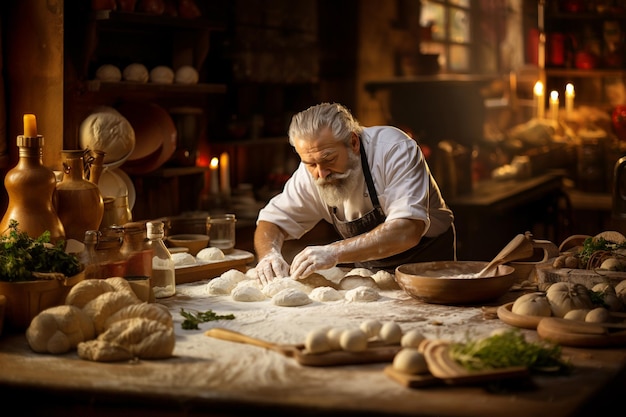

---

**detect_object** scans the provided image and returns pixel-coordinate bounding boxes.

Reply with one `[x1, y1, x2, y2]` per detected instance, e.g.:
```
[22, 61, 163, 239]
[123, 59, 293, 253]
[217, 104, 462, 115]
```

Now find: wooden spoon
[476, 234, 535, 277]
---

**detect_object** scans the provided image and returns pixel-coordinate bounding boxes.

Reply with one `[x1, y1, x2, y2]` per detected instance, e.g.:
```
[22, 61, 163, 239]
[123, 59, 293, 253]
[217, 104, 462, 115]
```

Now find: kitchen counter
[0, 279, 625, 417]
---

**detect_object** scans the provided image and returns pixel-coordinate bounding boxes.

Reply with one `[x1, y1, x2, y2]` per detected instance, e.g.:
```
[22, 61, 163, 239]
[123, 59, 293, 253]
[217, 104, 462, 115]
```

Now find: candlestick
[219, 152, 231, 197]
[565, 83, 575, 118]
[24, 114, 37, 137]
[210, 157, 219, 196]
[550, 90, 559, 121]
[534, 81, 545, 119]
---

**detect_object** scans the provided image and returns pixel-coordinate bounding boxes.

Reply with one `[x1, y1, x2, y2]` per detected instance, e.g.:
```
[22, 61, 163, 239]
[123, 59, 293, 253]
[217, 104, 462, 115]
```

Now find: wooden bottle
[55, 150, 104, 242]
[0, 114, 65, 243]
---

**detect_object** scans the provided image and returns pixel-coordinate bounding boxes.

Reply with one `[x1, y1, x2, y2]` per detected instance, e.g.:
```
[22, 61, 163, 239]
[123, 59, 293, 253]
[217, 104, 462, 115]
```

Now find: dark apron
[331, 142, 454, 271]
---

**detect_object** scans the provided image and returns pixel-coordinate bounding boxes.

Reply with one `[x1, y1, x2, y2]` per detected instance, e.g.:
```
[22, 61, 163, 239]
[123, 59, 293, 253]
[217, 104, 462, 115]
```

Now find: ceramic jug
[55, 150, 104, 242]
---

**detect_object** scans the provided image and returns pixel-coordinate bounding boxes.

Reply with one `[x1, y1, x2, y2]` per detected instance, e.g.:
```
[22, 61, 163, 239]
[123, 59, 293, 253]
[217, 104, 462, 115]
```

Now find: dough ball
[401, 329, 426, 348]
[95, 64, 122, 82]
[563, 309, 589, 321]
[345, 267, 374, 278]
[371, 270, 400, 290]
[149, 65, 174, 84]
[79, 109, 135, 164]
[316, 267, 346, 285]
[393, 348, 429, 375]
[233, 278, 263, 291]
[26, 305, 95, 354]
[339, 328, 368, 352]
[122, 63, 149, 82]
[175, 65, 199, 84]
[344, 286, 380, 302]
[105, 302, 172, 329]
[272, 288, 312, 307]
[359, 319, 383, 339]
[586, 307, 610, 323]
[245, 268, 259, 280]
[206, 276, 238, 295]
[299, 272, 339, 290]
[172, 252, 196, 266]
[305, 328, 333, 354]
[327, 327, 345, 350]
[78, 317, 175, 361]
[263, 277, 310, 298]
[221, 269, 247, 283]
[65, 279, 115, 308]
[197, 247, 226, 261]
[340, 275, 378, 290]
[309, 286, 343, 302]
[231, 285, 266, 302]
[379, 321, 403, 345]
[83, 291, 141, 334]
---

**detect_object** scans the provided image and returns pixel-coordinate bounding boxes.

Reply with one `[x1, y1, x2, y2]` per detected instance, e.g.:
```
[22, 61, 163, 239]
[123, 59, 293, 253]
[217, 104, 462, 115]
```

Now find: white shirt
[257, 126, 454, 240]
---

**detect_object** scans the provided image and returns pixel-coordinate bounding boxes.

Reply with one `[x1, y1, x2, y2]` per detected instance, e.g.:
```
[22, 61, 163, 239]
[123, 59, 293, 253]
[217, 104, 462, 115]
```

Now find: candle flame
[210, 157, 219, 169]
[533, 81, 544, 96]
[550, 90, 559, 100]
[566, 83, 574, 95]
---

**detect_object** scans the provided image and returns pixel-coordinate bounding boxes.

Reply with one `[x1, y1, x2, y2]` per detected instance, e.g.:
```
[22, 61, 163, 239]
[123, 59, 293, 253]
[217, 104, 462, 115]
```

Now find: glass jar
[146, 221, 176, 298]
[207, 213, 236, 254]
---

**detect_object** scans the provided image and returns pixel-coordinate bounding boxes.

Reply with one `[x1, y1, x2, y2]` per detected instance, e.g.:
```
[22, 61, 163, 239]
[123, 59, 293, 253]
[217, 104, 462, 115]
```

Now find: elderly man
[254, 102, 455, 284]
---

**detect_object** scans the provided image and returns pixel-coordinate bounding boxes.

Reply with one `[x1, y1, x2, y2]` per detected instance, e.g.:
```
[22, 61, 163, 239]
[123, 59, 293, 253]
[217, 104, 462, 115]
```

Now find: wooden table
[0, 282, 625, 417]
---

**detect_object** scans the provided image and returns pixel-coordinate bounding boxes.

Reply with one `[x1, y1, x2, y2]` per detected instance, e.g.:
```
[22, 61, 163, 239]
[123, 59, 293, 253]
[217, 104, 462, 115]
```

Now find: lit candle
[23, 114, 37, 137]
[550, 90, 559, 121]
[219, 152, 231, 197]
[565, 83, 575, 118]
[210, 157, 219, 196]
[534, 81, 544, 119]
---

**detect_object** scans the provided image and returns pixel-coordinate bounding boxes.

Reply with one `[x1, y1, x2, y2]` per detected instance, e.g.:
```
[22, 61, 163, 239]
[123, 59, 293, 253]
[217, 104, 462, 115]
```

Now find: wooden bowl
[167, 234, 209, 256]
[395, 261, 515, 305]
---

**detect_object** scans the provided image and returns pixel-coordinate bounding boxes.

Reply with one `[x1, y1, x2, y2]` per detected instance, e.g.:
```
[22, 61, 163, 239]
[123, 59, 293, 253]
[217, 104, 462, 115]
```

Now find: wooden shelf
[84, 80, 227, 95]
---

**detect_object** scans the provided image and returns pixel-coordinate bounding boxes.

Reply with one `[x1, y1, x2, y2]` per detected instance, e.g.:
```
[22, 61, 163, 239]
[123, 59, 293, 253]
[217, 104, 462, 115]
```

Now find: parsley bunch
[0, 220, 81, 282]
[180, 308, 235, 330]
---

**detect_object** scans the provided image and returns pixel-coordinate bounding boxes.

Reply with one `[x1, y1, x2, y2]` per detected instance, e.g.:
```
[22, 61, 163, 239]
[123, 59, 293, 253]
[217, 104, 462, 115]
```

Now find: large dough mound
[65, 279, 116, 308]
[26, 305, 95, 354]
[105, 302, 172, 329]
[83, 291, 142, 334]
[77, 318, 175, 362]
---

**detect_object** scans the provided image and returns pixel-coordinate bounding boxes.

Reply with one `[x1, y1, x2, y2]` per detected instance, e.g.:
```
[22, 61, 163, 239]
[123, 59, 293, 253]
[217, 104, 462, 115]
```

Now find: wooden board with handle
[205, 327, 401, 367]
[537, 317, 626, 347]
[175, 249, 255, 284]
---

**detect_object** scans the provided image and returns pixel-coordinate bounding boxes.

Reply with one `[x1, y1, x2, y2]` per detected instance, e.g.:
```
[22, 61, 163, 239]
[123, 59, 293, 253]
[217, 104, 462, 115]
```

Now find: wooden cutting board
[205, 327, 401, 367]
[175, 249, 255, 284]
[537, 317, 626, 348]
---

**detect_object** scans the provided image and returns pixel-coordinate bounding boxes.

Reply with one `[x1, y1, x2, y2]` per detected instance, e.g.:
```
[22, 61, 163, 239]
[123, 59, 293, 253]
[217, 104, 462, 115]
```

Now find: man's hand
[290, 245, 339, 281]
[255, 250, 290, 285]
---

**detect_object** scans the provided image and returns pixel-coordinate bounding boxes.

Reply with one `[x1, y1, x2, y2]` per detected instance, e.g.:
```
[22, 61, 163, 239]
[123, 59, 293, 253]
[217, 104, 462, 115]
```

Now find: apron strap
[359, 139, 381, 209]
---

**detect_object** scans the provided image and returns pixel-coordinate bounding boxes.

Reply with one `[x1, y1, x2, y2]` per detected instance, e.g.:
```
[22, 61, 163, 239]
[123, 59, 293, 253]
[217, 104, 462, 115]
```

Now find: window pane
[450, 7, 470, 43]
[420, 1, 446, 41]
[449, 44, 470, 71]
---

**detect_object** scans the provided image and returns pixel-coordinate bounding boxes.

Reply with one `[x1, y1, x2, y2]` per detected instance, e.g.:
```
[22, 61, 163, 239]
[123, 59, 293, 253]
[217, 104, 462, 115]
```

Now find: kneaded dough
[26, 305, 95, 354]
[326, 327, 345, 350]
[263, 277, 310, 298]
[83, 291, 141, 335]
[175, 65, 199, 84]
[65, 279, 115, 308]
[149, 65, 174, 84]
[122, 63, 149, 82]
[105, 302, 172, 329]
[344, 286, 380, 302]
[231, 285, 266, 302]
[272, 288, 312, 307]
[339, 328, 368, 352]
[379, 321, 403, 345]
[197, 247, 226, 261]
[95, 64, 122, 82]
[305, 328, 333, 354]
[345, 267, 374, 277]
[340, 275, 378, 290]
[371, 270, 400, 290]
[172, 252, 196, 266]
[309, 286, 343, 302]
[401, 329, 426, 348]
[393, 348, 429, 374]
[316, 267, 346, 285]
[360, 319, 383, 338]
[221, 269, 247, 283]
[206, 276, 238, 295]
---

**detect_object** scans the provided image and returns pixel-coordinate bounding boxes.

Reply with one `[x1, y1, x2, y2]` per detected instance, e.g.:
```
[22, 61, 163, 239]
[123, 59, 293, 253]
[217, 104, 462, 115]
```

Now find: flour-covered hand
[290, 245, 339, 281]
[255, 250, 290, 285]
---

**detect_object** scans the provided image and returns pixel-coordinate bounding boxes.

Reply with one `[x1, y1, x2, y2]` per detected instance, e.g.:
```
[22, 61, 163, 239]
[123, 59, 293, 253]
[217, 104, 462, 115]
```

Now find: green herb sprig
[0, 220, 81, 282]
[449, 330, 571, 374]
[180, 308, 235, 330]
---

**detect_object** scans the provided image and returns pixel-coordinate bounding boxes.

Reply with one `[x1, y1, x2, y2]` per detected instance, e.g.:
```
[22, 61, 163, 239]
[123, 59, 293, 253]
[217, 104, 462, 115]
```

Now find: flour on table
[272, 288, 312, 307]
[309, 286, 343, 302]
[262, 277, 310, 297]
[231, 285, 266, 302]
[344, 286, 380, 302]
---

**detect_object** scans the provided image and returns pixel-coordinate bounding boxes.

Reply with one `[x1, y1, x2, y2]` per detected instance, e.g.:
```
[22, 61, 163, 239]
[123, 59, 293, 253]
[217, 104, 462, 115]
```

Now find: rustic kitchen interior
[1, 0, 626, 416]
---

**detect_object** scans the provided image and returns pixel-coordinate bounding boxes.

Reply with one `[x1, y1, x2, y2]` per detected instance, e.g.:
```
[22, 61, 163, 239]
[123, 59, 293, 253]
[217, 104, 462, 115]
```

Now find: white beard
[315, 150, 361, 207]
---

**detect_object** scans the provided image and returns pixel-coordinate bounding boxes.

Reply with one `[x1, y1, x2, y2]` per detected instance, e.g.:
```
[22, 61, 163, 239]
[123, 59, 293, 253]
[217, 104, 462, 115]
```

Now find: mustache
[315, 170, 351, 186]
